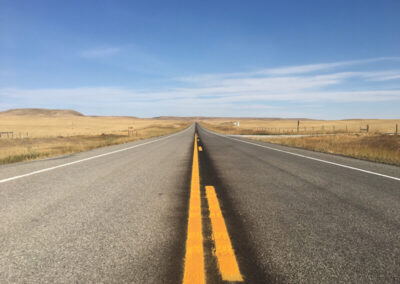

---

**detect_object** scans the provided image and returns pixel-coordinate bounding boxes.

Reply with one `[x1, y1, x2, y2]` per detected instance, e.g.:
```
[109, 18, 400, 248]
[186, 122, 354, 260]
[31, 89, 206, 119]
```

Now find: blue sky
[1, 0, 399, 118]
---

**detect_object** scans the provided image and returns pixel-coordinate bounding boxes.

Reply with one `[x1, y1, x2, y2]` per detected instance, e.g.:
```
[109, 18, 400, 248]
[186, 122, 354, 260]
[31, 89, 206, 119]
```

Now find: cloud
[76, 45, 167, 74]
[167, 70, 400, 101]
[179, 57, 400, 83]
[361, 70, 400, 81]
[79, 47, 121, 58]
[262, 57, 400, 75]
[1, 57, 400, 117]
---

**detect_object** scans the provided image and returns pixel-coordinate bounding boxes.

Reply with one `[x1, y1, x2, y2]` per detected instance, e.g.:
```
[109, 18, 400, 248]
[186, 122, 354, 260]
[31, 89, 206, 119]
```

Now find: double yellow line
[183, 133, 205, 283]
[183, 133, 243, 283]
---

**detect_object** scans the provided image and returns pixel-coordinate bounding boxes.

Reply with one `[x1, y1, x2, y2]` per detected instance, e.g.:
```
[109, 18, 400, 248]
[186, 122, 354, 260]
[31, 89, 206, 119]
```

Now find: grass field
[254, 134, 400, 166]
[0, 114, 190, 138]
[0, 114, 190, 165]
[200, 118, 400, 166]
[200, 118, 400, 135]
[2, 113, 399, 166]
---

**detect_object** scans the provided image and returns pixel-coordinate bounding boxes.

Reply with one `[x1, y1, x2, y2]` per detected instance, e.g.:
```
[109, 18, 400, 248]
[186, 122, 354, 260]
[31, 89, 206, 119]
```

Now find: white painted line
[0, 126, 193, 184]
[202, 127, 400, 182]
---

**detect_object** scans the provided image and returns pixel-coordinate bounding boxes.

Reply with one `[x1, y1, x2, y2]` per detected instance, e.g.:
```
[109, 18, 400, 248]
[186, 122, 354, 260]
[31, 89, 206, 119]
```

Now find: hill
[152, 116, 313, 121]
[0, 108, 84, 117]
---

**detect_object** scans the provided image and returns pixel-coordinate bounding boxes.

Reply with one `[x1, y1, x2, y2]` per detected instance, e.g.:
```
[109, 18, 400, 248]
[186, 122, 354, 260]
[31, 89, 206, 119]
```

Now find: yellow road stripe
[206, 186, 243, 282]
[199, 146, 203, 151]
[183, 133, 205, 284]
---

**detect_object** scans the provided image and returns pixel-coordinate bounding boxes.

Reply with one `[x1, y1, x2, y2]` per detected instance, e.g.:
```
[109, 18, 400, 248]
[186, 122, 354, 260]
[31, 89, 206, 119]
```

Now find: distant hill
[0, 108, 84, 117]
[153, 116, 313, 121]
[153, 116, 205, 120]
[0, 109, 314, 120]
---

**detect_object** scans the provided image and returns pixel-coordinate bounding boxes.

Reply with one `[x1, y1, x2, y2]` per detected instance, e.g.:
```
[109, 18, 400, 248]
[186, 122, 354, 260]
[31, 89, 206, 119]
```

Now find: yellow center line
[183, 133, 205, 284]
[206, 185, 243, 282]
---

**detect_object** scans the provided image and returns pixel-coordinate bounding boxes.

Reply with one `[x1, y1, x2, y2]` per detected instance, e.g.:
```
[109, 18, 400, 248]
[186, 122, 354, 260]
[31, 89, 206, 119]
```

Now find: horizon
[1, 0, 400, 119]
[1, 107, 398, 121]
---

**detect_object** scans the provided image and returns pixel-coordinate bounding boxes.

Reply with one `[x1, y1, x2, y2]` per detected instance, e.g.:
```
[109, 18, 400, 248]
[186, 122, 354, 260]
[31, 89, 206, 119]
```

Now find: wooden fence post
[128, 126, 135, 136]
[396, 124, 398, 135]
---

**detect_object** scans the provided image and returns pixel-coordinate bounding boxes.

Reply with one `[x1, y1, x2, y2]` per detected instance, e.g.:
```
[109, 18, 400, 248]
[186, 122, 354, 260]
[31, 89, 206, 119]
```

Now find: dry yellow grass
[200, 118, 400, 166]
[254, 134, 400, 166]
[0, 115, 191, 164]
[200, 118, 400, 135]
[0, 115, 189, 138]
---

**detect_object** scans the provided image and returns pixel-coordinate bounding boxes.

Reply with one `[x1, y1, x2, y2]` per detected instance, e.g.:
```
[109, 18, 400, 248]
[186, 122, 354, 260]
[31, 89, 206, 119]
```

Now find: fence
[248, 123, 399, 136]
[0, 132, 13, 139]
[0, 132, 30, 139]
[0, 128, 142, 139]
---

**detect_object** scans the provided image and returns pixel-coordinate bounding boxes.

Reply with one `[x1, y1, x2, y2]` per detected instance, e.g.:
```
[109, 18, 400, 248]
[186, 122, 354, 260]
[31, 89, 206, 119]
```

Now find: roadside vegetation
[200, 119, 400, 166]
[200, 119, 400, 135]
[0, 112, 190, 165]
[255, 134, 400, 166]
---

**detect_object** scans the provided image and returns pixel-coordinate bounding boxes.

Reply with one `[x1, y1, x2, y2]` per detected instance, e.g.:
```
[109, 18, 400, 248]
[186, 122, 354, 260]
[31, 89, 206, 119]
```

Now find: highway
[1, 123, 399, 283]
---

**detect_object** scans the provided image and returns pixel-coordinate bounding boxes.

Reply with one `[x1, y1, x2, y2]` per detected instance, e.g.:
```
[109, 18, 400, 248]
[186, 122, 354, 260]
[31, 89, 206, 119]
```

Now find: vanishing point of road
[0, 124, 399, 283]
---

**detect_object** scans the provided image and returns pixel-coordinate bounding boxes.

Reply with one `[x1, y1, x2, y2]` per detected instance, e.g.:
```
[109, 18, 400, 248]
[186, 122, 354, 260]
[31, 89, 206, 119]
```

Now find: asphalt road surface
[0, 127, 194, 283]
[1, 123, 399, 283]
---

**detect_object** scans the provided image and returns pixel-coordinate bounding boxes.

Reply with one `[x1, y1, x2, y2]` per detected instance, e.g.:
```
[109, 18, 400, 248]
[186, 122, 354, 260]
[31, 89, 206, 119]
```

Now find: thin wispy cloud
[79, 47, 121, 58]
[179, 57, 400, 83]
[263, 57, 400, 76]
[76, 45, 167, 74]
[1, 57, 400, 118]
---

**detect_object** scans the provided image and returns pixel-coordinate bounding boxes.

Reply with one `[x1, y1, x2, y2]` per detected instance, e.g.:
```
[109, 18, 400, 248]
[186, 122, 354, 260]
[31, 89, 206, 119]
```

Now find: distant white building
[234, 121, 240, 127]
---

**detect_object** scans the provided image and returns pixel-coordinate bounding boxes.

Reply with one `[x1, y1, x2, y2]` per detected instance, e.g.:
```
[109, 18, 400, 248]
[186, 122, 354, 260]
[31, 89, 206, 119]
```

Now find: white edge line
[0, 125, 194, 184]
[200, 126, 400, 182]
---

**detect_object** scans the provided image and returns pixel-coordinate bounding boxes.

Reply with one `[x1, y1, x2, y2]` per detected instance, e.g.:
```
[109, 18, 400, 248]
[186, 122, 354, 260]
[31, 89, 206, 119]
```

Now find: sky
[1, 0, 400, 118]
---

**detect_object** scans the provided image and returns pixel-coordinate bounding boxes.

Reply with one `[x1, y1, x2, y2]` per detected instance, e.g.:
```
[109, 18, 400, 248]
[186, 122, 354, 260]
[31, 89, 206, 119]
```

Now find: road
[0, 127, 194, 283]
[1, 123, 399, 283]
